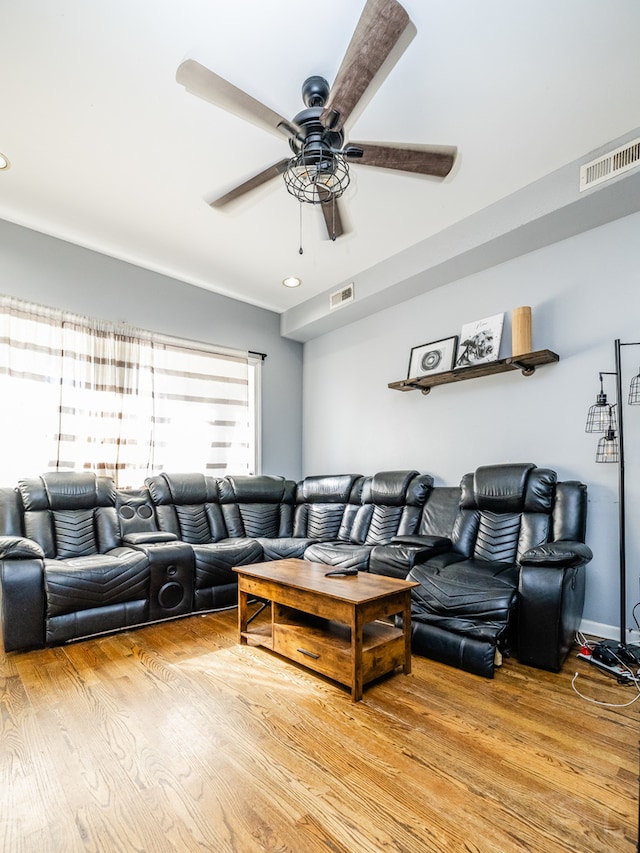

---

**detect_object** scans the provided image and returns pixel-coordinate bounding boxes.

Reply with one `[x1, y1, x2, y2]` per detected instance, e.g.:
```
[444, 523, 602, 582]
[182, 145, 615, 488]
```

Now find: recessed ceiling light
[0, 153, 10, 171]
[282, 276, 301, 288]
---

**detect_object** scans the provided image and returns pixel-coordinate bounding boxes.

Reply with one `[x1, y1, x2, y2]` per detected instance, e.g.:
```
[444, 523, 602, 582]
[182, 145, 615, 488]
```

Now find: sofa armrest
[0, 535, 45, 560]
[0, 539, 46, 651]
[520, 541, 593, 568]
[517, 558, 587, 672]
[123, 532, 178, 546]
[369, 536, 452, 578]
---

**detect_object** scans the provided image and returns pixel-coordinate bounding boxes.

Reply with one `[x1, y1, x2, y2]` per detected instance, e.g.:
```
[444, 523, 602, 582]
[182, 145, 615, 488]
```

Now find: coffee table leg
[352, 607, 364, 702]
[402, 591, 412, 674]
[238, 586, 248, 644]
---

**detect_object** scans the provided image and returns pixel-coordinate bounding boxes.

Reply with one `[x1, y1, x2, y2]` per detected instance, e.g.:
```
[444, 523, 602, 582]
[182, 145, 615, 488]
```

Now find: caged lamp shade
[596, 428, 620, 463]
[585, 376, 611, 432]
[628, 368, 640, 404]
[595, 406, 619, 463]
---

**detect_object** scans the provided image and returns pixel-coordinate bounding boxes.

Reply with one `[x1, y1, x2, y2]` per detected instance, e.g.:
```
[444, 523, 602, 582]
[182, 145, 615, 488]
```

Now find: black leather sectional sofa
[0, 463, 592, 678]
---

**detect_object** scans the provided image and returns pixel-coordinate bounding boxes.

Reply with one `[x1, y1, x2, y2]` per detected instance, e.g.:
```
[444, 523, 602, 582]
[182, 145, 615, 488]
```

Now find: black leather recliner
[257, 473, 365, 560]
[145, 472, 265, 610]
[369, 486, 461, 579]
[304, 470, 433, 571]
[1, 472, 150, 650]
[403, 463, 592, 678]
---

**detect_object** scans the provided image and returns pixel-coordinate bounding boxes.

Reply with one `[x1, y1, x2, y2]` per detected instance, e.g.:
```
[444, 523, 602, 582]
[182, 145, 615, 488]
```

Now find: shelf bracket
[510, 360, 536, 376]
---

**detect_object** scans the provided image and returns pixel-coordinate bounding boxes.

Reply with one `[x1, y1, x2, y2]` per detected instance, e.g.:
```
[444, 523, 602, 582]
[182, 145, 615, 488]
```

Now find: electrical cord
[571, 672, 640, 707]
[571, 631, 640, 706]
[575, 630, 595, 651]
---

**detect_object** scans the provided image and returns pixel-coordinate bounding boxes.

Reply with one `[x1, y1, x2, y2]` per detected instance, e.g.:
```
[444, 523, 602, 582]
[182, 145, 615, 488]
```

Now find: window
[0, 295, 261, 487]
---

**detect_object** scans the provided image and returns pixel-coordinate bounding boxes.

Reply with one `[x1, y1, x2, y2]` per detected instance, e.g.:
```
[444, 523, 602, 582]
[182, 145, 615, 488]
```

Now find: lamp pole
[589, 340, 640, 645]
[612, 339, 640, 644]
[615, 339, 626, 643]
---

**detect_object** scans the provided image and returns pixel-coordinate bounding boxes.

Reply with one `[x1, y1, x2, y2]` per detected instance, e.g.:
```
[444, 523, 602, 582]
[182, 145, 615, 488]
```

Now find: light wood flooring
[1, 608, 638, 852]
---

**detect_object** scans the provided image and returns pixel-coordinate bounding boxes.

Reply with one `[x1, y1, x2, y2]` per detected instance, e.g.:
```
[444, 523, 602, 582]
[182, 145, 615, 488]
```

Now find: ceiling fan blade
[319, 196, 346, 241]
[320, 0, 415, 133]
[210, 159, 290, 208]
[348, 142, 457, 177]
[177, 59, 302, 141]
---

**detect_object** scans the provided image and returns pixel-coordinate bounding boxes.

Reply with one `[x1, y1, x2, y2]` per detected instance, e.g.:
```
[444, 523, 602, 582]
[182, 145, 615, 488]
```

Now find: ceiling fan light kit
[283, 152, 351, 204]
[177, 0, 457, 242]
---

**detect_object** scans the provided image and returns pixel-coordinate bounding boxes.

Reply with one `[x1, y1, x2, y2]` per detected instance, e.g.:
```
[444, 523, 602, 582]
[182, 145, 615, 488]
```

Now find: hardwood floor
[1, 609, 638, 852]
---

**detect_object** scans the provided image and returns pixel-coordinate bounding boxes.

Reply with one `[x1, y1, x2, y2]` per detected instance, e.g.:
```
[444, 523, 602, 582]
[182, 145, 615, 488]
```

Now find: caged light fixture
[594, 406, 619, 463]
[628, 366, 640, 404]
[585, 373, 614, 433]
[586, 339, 640, 645]
[282, 146, 351, 206]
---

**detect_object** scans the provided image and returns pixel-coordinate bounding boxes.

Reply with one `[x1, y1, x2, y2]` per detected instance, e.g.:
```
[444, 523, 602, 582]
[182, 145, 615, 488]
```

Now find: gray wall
[0, 218, 304, 480]
[4, 210, 639, 636]
[302, 211, 640, 637]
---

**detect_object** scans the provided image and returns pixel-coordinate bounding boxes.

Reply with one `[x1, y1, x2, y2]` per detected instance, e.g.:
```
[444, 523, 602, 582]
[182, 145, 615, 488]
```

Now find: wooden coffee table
[234, 558, 419, 701]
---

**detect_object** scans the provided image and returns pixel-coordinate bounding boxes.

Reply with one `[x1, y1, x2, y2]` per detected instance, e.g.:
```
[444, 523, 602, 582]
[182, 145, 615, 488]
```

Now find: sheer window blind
[0, 295, 258, 487]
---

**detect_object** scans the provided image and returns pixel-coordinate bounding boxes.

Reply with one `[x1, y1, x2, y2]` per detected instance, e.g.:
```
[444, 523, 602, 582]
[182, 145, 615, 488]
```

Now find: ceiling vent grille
[579, 137, 640, 191]
[330, 282, 355, 310]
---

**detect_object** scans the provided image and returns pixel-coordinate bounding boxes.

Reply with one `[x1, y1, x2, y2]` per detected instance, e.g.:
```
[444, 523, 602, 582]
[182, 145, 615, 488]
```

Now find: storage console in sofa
[0, 464, 592, 678]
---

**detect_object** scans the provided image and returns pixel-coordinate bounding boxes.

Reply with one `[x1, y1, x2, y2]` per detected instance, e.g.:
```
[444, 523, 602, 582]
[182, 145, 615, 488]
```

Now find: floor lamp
[585, 339, 640, 645]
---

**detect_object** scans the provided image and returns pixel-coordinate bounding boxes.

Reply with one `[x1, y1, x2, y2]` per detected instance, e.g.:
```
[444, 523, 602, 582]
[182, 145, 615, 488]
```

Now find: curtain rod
[250, 351, 267, 360]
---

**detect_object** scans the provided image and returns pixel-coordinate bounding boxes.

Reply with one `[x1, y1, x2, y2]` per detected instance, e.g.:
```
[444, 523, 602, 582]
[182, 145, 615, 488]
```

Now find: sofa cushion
[52, 508, 97, 558]
[257, 537, 311, 561]
[191, 538, 263, 611]
[44, 548, 149, 617]
[175, 504, 214, 544]
[304, 542, 371, 571]
[145, 473, 227, 542]
[408, 559, 519, 644]
[293, 474, 364, 541]
[219, 475, 296, 539]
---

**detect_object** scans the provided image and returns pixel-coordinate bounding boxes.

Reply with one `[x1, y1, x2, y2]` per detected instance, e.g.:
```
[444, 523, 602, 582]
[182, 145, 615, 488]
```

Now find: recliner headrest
[146, 472, 218, 505]
[461, 463, 536, 511]
[369, 470, 423, 506]
[219, 475, 293, 503]
[298, 474, 362, 503]
[19, 472, 115, 511]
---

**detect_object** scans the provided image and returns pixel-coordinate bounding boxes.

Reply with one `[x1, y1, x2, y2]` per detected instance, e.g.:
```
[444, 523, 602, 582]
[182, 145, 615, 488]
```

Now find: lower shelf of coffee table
[241, 607, 405, 688]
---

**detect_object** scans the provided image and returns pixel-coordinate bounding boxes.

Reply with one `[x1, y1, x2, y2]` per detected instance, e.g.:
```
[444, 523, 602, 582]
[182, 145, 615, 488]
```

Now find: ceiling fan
[176, 0, 457, 241]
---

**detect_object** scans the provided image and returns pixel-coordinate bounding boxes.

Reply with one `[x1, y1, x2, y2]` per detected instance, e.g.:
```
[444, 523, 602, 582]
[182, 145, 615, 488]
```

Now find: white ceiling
[1, 0, 640, 314]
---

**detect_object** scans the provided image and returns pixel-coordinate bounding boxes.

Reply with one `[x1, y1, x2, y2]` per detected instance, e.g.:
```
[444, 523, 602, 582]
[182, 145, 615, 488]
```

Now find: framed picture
[454, 313, 504, 368]
[407, 336, 458, 379]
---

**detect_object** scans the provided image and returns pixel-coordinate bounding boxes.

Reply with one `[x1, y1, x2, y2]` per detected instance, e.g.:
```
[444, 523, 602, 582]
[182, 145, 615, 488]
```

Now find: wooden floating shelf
[388, 349, 559, 395]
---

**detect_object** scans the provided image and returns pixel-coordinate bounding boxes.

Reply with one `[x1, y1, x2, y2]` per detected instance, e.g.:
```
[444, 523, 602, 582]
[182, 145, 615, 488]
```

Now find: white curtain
[0, 295, 252, 488]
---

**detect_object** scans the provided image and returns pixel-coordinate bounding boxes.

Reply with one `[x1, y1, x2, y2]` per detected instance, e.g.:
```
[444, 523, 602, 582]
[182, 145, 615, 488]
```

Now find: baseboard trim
[579, 618, 640, 644]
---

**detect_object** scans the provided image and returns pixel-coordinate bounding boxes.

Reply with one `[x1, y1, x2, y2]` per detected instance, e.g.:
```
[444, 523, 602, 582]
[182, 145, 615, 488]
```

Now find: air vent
[329, 282, 355, 310]
[579, 137, 640, 191]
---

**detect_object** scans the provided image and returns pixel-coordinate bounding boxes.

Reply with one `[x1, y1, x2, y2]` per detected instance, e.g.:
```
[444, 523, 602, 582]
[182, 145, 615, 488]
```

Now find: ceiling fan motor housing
[302, 76, 330, 108]
[289, 76, 345, 161]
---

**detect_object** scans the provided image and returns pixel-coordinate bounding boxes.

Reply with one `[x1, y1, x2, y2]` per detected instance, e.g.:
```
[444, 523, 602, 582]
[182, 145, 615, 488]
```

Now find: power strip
[577, 650, 638, 683]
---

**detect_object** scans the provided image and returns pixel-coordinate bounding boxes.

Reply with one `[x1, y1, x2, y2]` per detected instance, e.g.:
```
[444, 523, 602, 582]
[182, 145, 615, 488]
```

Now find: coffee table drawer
[273, 622, 349, 684]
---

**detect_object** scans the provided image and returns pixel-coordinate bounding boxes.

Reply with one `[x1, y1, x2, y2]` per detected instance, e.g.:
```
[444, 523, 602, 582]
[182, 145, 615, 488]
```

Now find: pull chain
[298, 202, 304, 255]
[332, 194, 337, 241]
